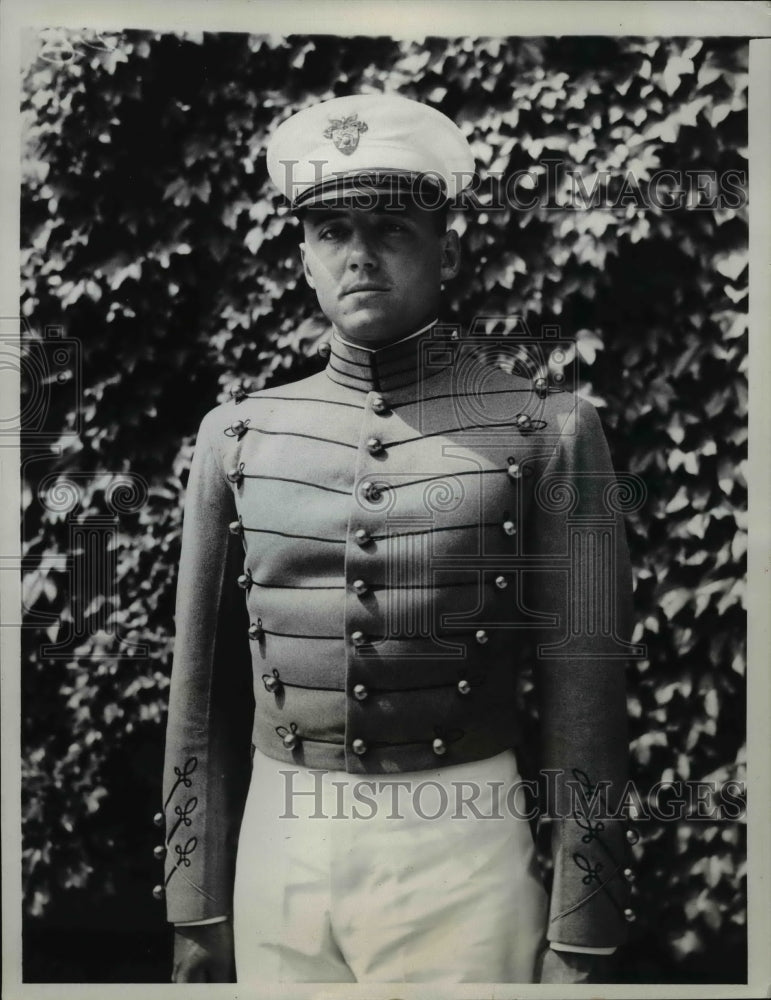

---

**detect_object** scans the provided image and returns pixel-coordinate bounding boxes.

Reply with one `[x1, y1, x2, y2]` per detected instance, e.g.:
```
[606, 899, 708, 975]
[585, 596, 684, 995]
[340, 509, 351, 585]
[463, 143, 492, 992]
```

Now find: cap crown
[266, 93, 476, 206]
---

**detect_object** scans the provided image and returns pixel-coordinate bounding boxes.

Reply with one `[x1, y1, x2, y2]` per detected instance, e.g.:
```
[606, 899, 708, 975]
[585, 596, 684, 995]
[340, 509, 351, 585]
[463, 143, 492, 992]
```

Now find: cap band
[292, 169, 448, 210]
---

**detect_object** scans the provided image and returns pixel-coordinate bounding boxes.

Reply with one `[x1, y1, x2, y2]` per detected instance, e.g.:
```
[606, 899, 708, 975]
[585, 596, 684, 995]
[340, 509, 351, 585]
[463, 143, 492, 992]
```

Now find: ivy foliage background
[20, 30, 747, 982]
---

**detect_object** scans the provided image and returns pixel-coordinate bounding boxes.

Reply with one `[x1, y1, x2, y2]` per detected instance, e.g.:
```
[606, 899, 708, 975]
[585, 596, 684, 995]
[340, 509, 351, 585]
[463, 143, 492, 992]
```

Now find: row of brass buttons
[262, 673, 476, 701]
[354, 520, 517, 546]
[228, 518, 517, 543]
[348, 417, 505, 754]
[349, 736, 450, 757]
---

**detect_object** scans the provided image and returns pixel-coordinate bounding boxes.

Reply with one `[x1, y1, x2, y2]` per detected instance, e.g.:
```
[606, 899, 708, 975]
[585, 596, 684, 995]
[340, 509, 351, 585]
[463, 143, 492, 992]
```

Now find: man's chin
[335, 311, 412, 347]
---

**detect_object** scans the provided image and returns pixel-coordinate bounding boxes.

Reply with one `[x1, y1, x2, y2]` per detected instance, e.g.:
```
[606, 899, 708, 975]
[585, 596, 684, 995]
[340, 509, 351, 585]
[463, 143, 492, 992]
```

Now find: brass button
[623, 908, 637, 923]
[353, 683, 368, 701]
[494, 575, 507, 589]
[352, 579, 368, 596]
[626, 828, 639, 844]
[248, 622, 263, 640]
[227, 466, 244, 485]
[228, 519, 243, 536]
[351, 630, 366, 646]
[230, 418, 247, 437]
[355, 528, 371, 546]
[362, 481, 382, 502]
[371, 395, 388, 414]
[367, 436, 384, 456]
[237, 571, 252, 590]
[229, 383, 246, 402]
[283, 731, 299, 750]
[152, 885, 165, 901]
[352, 738, 367, 755]
[457, 679, 471, 695]
[153, 845, 166, 861]
[475, 629, 489, 645]
[264, 675, 281, 694]
[534, 377, 548, 398]
[623, 867, 636, 883]
[507, 462, 521, 480]
[515, 413, 531, 429]
[153, 812, 164, 828]
[432, 737, 447, 756]
[502, 520, 517, 537]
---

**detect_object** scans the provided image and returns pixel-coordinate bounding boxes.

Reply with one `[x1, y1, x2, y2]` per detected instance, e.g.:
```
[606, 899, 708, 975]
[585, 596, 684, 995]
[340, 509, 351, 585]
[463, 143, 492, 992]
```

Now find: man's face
[299, 201, 461, 346]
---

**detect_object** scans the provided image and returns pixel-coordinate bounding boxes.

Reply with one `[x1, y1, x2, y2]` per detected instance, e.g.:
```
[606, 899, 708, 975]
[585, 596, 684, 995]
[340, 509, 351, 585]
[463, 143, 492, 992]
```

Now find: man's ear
[299, 243, 316, 290]
[439, 229, 461, 282]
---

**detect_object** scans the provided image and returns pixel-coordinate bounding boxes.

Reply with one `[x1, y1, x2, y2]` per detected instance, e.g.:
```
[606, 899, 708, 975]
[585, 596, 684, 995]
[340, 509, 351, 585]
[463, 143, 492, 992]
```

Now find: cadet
[157, 93, 638, 985]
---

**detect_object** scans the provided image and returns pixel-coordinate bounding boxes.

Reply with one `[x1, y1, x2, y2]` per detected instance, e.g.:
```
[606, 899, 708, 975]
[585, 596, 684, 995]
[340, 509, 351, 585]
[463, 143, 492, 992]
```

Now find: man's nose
[347, 230, 378, 271]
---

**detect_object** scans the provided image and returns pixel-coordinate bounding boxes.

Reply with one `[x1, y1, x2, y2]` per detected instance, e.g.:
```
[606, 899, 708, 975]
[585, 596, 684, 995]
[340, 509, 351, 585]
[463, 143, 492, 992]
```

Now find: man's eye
[319, 227, 344, 240]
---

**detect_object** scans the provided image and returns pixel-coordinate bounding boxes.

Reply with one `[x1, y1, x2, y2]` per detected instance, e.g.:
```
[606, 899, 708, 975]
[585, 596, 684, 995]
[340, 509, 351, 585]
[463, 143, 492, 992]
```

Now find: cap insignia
[323, 113, 368, 156]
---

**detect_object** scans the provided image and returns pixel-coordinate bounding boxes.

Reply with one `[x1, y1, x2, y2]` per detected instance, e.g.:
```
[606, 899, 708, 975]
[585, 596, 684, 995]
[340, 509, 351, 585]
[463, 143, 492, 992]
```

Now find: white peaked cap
[266, 93, 476, 207]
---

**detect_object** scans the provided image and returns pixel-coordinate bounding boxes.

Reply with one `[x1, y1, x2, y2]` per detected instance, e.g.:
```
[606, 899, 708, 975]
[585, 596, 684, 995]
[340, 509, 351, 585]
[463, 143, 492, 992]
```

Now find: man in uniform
[156, 93, 639, 985]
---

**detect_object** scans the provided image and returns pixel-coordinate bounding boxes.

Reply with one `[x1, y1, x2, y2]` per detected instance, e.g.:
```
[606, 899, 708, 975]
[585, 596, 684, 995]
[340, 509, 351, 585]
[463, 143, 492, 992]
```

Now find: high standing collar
[325, 321, 457, 393]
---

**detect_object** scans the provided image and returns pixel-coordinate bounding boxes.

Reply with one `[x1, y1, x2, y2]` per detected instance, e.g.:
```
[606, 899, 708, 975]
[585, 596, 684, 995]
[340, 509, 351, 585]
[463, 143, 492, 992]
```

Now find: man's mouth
[342, 285, 390, 296]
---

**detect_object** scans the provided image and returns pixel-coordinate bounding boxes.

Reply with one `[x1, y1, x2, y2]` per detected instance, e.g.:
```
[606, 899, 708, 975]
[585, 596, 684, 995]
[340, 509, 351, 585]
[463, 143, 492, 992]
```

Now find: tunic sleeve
[161, 410, 255, 923]
[528, 396, 635, 948]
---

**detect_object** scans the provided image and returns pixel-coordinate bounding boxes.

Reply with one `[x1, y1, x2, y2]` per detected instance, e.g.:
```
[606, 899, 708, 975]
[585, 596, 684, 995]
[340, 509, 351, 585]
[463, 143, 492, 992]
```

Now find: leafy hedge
[20, 30, 747, 981]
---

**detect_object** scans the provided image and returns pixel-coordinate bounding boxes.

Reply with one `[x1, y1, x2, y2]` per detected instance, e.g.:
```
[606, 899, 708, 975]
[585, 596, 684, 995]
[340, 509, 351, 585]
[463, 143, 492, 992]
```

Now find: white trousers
[233, 747, 548, 984]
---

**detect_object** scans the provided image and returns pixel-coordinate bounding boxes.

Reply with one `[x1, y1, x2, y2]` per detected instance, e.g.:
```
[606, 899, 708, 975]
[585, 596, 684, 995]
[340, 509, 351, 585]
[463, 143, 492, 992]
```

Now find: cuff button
[153, 812, 164, 828]
[354, 528, 372, 546]
[152, 885, 165, 901]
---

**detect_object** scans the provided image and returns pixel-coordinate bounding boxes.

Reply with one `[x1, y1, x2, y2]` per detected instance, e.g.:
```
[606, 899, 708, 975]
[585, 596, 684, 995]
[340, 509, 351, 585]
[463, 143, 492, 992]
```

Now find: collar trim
[326, 320, 455, 393]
